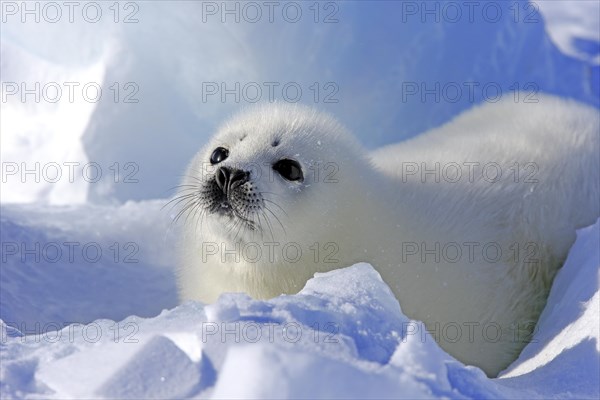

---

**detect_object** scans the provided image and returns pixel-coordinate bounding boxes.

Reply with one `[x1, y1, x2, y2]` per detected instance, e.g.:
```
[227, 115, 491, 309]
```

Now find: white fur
[177, 95, 599, 377]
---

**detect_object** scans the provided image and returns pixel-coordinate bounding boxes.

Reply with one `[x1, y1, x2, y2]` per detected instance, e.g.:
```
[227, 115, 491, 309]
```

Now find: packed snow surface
[1, 202, 598, 399]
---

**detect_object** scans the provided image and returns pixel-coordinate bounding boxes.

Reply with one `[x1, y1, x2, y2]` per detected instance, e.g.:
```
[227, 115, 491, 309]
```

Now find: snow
[36, 335, 202, 399]
[537, 0, 600, 64]
[1, 200, 598, 399]
[1, 0, 599, 397]
[498, 222, 600, 399]
[2, 0, 599, 205]
[0, 201, 178, 328]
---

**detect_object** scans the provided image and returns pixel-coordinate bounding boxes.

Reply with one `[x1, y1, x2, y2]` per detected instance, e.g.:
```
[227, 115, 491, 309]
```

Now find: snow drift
[0, 201, 598, 399]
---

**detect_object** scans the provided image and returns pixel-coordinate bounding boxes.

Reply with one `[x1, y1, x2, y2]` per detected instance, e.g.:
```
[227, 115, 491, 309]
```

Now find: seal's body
[177, 95, 599, 376]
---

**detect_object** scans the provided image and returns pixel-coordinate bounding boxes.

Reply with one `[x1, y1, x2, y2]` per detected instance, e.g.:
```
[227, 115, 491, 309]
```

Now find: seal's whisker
[265, 205, 287, 237]
[162, 193, 197, 211]
[232, 215, 246, 242]
[253, 211, 264, 241]
[192, 203, 205, 243]
[169, 184, 200, 191]
[173, 202, 195, 225]
[261, 197, 289, 217]
[183, 199, 201, 227]
[183, 174, 208, 185]
[258, 190, 285, 198]
[173, 200, 198, 225]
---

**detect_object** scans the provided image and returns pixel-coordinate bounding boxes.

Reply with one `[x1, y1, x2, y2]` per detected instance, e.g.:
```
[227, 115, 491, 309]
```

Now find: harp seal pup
[176, 95, 599, 376]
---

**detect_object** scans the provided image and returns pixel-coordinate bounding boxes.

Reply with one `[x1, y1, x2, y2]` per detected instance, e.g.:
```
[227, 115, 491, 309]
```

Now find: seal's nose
[216, 167, 249, 192]
[215, 166, 230, 191]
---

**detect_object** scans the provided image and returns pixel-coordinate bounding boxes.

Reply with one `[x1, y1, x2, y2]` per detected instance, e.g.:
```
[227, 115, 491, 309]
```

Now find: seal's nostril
[230, 170, 249, 187]
[215, 167, 230, 191]
[216, 167, 249, 192]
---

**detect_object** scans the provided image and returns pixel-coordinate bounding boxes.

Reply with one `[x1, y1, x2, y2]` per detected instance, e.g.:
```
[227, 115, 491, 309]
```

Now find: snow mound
[0, 201, 178, 327]
[538, 0, 600, 64]
[1, 202, 598, 399]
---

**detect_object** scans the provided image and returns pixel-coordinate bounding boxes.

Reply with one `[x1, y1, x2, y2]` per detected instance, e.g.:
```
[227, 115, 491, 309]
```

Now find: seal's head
[176, 103, 382, 300]
[179, 103, 369, 247]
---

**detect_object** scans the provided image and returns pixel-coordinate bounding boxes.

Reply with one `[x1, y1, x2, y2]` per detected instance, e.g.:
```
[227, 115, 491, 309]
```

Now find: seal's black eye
[273, 159, 303, 182]
[210, 147, 229, 165]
